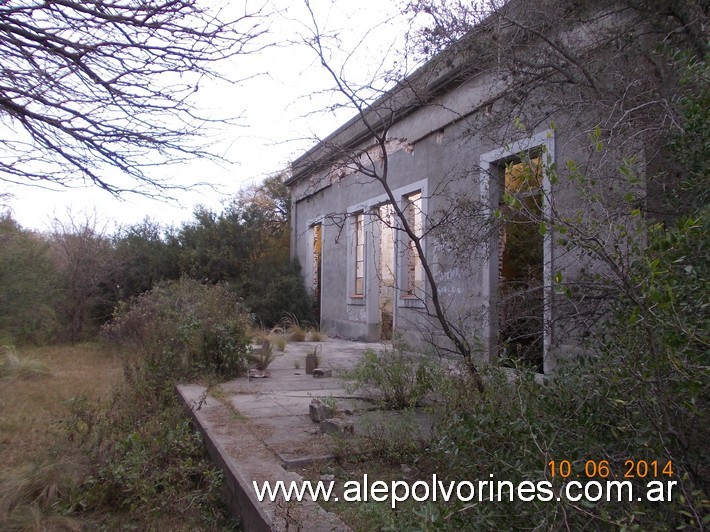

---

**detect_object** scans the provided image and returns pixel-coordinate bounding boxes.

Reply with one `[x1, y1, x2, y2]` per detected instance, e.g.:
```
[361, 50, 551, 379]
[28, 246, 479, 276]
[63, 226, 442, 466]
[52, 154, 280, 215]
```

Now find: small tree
[51, 213, 115, 342]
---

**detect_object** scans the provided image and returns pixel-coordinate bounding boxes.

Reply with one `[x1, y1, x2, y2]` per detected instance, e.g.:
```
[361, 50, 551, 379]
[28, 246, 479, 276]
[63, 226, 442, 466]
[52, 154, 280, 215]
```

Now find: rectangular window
[403, 191, 424, 297]
[354, 212, 365, 296]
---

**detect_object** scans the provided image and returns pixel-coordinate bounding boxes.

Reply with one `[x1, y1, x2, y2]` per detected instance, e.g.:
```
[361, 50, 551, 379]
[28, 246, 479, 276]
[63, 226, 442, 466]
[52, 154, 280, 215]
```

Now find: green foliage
[103, 277, 252, 384]
[66, 389, 234, 529]
[357, 209, 708, 529]
[0, 214, 59, 344]
[600, 209, 709, 491]
[111, 218, 181, 300]
[176, 177, 311, 327]
[240, 259, 312, 327]
[396, 347, 707, 529]
[79, 404, 227, 522]
[344, 342, 436, 409]
[86, 277, 249, 524]
[668, 54, 709, 213]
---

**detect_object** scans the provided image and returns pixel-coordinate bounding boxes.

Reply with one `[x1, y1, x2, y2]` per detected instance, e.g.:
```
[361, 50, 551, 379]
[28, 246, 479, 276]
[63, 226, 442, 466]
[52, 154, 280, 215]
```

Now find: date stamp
[547, 459, 673, 479]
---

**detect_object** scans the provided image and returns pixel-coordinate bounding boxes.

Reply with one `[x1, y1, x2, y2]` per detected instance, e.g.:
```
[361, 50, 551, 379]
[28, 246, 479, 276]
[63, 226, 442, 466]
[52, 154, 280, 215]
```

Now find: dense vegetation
[0, 175, 312, 529]
[1, 1, 707, 529]
[0, 174, 312, 346]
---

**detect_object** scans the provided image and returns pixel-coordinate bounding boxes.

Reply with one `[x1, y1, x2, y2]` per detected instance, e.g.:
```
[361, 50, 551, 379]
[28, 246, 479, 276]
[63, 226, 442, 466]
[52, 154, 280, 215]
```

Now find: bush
[240, 259, 312, 327]
[0, 214, 59, 344]
[404, 210, 709, 529]
[66, 391, 234, 529]
[103, 278, 251, 384]
[344, 342, 436, 410]
[71, 277, 250, 528]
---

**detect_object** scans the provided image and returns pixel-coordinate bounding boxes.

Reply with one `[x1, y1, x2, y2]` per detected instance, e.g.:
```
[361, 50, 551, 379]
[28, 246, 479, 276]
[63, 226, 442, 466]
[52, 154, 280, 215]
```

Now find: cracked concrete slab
[177, 338, 385, 531]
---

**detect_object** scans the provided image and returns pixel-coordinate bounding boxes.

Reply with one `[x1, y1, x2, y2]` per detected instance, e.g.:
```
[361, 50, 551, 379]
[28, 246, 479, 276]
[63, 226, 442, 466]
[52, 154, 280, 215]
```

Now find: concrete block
[309, 398, 335, 422]
[320, 418, 354, 436]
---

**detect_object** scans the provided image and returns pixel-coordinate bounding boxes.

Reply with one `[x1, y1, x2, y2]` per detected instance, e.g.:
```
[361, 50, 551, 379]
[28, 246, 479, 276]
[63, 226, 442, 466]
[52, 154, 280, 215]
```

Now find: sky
[3, 0, 413, 232]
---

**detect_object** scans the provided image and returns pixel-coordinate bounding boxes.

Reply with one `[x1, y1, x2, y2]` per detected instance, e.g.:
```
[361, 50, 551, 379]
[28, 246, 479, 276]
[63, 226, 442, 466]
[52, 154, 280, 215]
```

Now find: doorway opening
[498, 156, 544, 371]
[311, 223, 322, 325]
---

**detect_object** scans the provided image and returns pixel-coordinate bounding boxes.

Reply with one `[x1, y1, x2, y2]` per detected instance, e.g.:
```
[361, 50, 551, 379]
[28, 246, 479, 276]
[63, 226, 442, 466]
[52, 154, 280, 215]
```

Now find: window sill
[348, 295, 365, 305]
[399, 296, 425, 308]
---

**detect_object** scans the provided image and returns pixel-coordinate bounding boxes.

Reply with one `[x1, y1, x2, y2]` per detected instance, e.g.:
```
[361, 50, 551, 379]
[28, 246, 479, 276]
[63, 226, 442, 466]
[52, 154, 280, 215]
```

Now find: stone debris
[309, 398, 335, 423]
[320, 418, 354, 435]
[248, 369, 270, 380]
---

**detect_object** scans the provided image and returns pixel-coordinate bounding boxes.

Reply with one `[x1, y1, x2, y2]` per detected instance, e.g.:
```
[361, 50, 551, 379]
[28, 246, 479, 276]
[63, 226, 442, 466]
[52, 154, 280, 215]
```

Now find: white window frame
[480, 129, 555, 371]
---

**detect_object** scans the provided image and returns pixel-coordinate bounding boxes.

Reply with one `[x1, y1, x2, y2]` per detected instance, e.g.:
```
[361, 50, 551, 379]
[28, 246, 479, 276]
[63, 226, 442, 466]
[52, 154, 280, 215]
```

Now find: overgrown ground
[0, 344, 120, 470]
[299, 338, 708, 530]
[0, 343, 119, 529]
[0, 343, 236, 530]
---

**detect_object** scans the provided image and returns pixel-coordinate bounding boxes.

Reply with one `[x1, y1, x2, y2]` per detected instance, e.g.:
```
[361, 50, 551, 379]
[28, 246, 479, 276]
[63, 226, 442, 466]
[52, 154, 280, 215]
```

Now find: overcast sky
[3, 0, 411, 232]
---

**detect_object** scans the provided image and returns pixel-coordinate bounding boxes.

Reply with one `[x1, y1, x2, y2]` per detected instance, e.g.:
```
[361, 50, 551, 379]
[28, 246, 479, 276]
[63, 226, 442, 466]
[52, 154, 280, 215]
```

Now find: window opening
[378, 204, 395, 340]
[354, 213, 365, 296]
[403, 191, 424, 297]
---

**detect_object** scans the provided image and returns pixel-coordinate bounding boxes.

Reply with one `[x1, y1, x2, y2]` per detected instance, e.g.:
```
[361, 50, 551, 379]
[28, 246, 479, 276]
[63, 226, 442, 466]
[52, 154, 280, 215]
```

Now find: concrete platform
[177, 339, 382, 531]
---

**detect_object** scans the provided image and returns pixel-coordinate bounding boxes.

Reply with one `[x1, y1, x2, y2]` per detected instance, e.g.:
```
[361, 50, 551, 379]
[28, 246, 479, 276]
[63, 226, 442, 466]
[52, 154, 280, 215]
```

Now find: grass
[0, 343, 121, 529]
[0, 344, 120, 469]
[0, 343, 235, 530]
[308, 329, 325, 342]
[272, 335, 287, 351]
[0, 346, 52, 380]
[248, 341, 277, 370]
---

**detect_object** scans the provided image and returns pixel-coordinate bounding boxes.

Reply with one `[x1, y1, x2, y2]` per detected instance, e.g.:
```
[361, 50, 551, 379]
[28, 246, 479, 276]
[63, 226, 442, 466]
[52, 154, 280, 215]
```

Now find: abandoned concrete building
[285, 1, 674, 373]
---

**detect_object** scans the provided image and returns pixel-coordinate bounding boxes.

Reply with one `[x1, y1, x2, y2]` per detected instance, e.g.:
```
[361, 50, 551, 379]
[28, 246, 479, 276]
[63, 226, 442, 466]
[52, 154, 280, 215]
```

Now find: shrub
[73, 278, 248, 528]
[0, 214, 59, 344]
[240, 259, 312, 327]
[103, 278, 251, 384]
[344, 343, 436, 409]
[66, 391, 233, 529]
[409, 211, 709, 529]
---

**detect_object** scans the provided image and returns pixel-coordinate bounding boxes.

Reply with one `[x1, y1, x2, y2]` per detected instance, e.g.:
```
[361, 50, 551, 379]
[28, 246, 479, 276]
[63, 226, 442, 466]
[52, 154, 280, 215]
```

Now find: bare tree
[0, 0, 265, 195]
[50, 212, 116, 342]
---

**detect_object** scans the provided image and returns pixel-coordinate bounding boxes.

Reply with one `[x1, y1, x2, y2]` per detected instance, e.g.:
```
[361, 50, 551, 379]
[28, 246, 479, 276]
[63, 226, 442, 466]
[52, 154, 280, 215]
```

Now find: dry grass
[248, 341, 277, 371]
[0, 343, 122, 528]
[308, 329, 325, 342]
[0, 346, 51, 380]
[271, 334, 287, 351]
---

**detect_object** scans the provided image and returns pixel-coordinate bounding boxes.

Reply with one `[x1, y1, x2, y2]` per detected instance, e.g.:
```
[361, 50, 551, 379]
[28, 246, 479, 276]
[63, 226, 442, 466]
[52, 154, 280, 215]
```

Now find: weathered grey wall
[288, 45, 646, 372]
